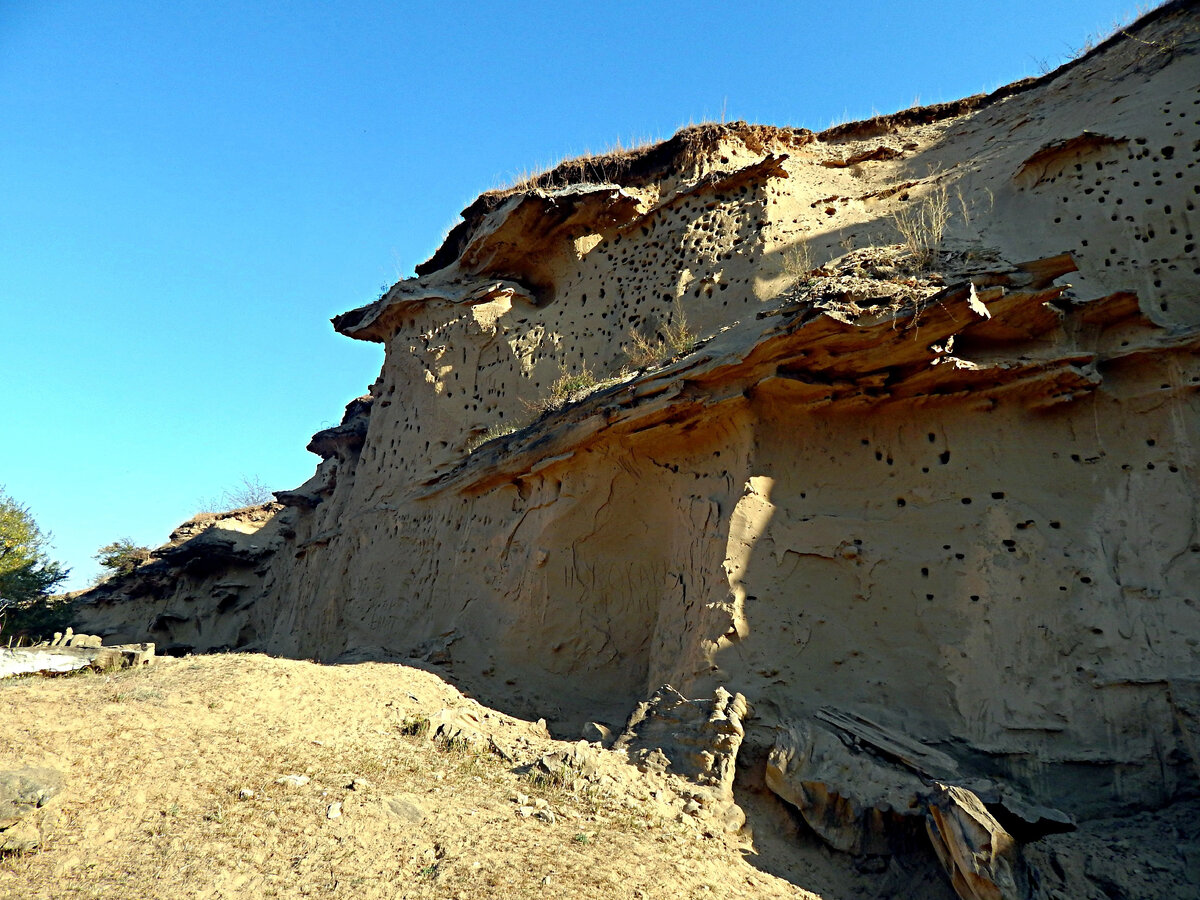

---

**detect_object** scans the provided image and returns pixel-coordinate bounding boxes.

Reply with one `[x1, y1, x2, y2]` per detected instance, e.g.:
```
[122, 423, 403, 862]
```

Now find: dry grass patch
[779, 243, 819, 290]
[892, 183, 953, 273]
[624, 302, 697, 370]
[525, 364, 612, 415]
[0, 654, 812, 899]
[465, 421, 521, 453]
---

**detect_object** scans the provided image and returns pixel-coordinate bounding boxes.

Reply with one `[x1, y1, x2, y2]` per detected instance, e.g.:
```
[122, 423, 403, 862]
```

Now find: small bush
[624, 329, 663, 369]
[466, 422, 520, 453]
[780, 242, 816, 287]
[549, 365, 598, 402]
[95, 539, 152, 578]
[527, 364, 600, 414]
[198, 475, 275, 513]
[398, 715, 432, 738]
[893, 185, 952, 271]
[526, 769, 568, 792]
[624, 302, 696, 369]
[439, 735, 474, 756]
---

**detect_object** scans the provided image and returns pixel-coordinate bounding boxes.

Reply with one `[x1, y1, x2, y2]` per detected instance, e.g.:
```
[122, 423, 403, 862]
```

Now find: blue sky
[1, 0, 1151, 588]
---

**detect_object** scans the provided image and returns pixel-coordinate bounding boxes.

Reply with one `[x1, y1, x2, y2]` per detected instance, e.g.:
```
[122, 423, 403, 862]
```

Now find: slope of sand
[5, 655, 1199, 899]
[0, 655, 822, 900]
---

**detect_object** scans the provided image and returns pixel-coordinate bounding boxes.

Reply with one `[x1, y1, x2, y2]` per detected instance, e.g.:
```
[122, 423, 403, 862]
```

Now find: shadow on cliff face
[735, 780, 958, 900]
[689, 473, 959, 899]
[703, 391, 1200, 897]
[71, 504, 284, 656]
[63, 10, 1200, 895]
[688, 463, 955, 899]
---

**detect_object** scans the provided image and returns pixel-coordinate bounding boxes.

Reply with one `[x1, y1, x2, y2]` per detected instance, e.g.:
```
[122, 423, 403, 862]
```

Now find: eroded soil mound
[0, 655, 818, 900]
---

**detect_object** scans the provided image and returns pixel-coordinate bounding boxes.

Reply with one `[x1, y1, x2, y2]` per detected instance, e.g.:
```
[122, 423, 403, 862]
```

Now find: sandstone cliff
[76, 4, 1200, 897]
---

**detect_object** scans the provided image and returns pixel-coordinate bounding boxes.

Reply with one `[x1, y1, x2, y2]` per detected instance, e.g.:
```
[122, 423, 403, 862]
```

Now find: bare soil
[0, 654, 817, 900]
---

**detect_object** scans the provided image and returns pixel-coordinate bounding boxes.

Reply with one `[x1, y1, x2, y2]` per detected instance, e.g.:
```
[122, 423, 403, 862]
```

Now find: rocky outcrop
[926, 786, 1022, 900]
[762, 710, 1072, 899]
[76, 502, 285, 654]
[72, 4, 1200, 897]
[613, 685, 751, 830]
[766, 717, 935, 857]
[0, 630, 154, 679]
[0, 768, 63, 853]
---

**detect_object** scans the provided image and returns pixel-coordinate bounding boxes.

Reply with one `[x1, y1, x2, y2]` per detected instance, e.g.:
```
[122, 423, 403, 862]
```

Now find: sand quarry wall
[78, 4, 1200, 822]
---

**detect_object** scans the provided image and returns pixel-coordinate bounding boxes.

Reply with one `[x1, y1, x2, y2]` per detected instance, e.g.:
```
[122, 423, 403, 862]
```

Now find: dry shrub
[624, 303, 695, 369]
[780, 242, 816, 287]
[523, 364, 600, 416]
[465, 422, 521, 453]
[893, 184, 952, 271]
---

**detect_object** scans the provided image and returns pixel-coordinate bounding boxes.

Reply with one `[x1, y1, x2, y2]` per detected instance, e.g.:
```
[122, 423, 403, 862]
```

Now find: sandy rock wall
[77, 0, 1200, 838]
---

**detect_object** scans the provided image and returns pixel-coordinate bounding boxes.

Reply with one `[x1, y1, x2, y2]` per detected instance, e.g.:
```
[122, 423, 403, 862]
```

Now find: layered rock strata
[76, 4, 1200, 897]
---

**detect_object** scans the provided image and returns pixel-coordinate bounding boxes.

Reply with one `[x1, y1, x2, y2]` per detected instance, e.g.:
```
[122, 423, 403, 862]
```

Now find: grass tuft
[780, 242, 817, 289]
[466, 421, 521, 453]
[398, 715, 432, 738]
[624, 302, 696, 369]
[525, 364, 601, 415]
[893, 184, 952, 272]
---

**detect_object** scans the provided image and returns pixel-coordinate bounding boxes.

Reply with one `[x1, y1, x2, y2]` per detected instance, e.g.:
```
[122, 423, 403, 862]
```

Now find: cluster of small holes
[1021, 88, 1200, 317]
[360, 175, 800, 468]
[354, 85, 1200, 482]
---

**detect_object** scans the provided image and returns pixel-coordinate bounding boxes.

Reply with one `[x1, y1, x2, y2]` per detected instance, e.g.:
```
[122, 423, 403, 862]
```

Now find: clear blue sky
[1, 0, 1150, 588]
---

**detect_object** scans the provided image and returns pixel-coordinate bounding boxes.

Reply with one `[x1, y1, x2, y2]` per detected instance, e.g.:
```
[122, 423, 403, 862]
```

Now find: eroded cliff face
[77, 5, 1200, 897]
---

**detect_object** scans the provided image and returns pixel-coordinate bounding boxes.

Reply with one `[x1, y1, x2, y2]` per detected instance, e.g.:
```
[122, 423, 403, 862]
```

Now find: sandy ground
[0, 654, 819, 900]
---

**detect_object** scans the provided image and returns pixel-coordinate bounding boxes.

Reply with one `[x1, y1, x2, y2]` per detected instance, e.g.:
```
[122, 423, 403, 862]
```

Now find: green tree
[95, 538, 152, 577]
[0, 488, 71, 640]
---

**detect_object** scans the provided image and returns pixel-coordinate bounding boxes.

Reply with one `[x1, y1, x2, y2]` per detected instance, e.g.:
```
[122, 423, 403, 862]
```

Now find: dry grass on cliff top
[0, 654, 815, 900]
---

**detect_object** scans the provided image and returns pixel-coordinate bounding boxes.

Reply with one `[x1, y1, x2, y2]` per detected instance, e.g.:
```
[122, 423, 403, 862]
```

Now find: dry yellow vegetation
[0, 655, 813, 900]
